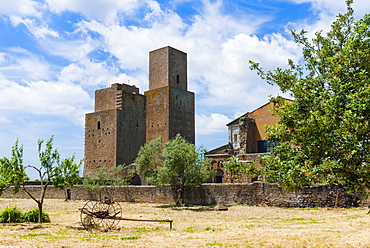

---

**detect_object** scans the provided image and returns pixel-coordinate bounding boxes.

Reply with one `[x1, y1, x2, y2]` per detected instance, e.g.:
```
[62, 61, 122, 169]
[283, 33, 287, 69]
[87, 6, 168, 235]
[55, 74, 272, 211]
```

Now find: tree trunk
[38, 183, 48, 223]
[38, 202, 43, 223]
[176, 185, 185, 207]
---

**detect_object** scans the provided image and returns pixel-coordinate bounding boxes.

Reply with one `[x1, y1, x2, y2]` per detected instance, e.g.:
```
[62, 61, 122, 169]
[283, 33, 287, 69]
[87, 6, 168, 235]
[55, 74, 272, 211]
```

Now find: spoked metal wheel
[92, 201, 122, 231]
[80, 200, 122, 231]
[80, 201, 97, 231]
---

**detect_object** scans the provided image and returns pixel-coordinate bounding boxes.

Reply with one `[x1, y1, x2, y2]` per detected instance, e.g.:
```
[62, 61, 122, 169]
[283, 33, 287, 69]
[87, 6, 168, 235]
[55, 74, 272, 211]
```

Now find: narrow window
[97, 121, 101, 130]
[176, 74, 179, 84]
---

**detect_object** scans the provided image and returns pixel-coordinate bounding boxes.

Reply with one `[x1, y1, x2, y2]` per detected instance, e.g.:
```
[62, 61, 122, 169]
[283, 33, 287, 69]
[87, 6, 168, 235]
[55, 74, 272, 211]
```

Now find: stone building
[145, 46, 195, 144]
[205, 98, 292, 183]
[84, 46, 195, 177]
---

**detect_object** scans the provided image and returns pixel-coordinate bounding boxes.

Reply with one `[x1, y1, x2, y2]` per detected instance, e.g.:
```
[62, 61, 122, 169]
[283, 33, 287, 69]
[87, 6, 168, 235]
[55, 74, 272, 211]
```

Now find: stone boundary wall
[1, 182, 368, 208]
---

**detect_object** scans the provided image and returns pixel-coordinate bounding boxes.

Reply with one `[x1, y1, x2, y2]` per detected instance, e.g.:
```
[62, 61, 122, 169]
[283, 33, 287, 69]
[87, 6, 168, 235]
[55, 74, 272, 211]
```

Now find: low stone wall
[1, 183, 368, 208]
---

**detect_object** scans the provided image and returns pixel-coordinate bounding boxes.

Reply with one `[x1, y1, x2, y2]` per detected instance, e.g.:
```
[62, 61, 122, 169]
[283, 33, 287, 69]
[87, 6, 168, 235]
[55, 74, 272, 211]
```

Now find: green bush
[0, 205, 23, 223]
[23, 209, 50, 223]
[0, 206, 51, 223]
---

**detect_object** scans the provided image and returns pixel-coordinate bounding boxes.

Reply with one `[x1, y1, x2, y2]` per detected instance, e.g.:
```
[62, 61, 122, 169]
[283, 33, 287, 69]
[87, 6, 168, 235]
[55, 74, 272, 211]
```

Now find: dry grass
[0, 198, 369, 247]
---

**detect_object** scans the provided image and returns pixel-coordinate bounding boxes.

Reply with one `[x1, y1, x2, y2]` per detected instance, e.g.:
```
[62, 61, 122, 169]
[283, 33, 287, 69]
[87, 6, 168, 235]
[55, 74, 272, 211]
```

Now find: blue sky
[0, 0, 369, 179]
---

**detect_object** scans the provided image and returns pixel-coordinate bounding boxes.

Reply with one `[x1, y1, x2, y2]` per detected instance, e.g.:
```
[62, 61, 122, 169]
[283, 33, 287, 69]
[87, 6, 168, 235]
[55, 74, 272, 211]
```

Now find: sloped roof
[226, 96, 292, 126]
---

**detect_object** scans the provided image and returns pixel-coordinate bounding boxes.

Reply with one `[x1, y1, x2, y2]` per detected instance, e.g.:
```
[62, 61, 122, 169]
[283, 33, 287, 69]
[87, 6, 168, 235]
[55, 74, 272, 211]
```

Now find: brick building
[205, 98, 292, 183]
[84, 46, 195, 177]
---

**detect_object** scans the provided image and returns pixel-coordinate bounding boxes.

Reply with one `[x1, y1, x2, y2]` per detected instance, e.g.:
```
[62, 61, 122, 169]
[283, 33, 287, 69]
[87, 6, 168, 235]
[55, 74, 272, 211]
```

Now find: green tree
[223, 156, 258, 183]
[0, 136, 81, 222]
[135, 137, 163, 184]
[249, 0, 370, 193]
[135, 134, 213, 206]
[223, 156, 246, 183]
[83, 164, 132, 200]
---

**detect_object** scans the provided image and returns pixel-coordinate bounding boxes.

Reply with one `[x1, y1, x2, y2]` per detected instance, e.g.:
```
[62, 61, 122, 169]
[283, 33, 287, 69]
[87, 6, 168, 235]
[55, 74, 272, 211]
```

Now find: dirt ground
[0, 198, 369, 247]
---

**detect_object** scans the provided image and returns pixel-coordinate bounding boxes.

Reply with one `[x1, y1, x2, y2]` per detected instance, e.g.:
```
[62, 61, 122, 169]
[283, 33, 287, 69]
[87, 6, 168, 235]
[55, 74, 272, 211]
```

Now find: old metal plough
[79, 197, 173, 231]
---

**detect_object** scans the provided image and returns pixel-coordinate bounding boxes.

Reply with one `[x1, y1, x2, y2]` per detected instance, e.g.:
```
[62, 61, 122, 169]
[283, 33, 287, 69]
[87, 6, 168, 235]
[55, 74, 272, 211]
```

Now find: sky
[0, 0, 369, 178]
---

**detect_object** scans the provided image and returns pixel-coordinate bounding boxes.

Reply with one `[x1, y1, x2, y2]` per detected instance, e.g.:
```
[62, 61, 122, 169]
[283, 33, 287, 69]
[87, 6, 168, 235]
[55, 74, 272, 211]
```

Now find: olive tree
[135, 134, 213, 206]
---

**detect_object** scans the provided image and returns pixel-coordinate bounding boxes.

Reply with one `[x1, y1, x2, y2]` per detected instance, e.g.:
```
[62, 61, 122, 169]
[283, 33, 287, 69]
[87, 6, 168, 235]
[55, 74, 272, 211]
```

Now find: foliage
[0, 140, 29, 195]
[135, 137, 163, 184]
[22, 209, 50, 223]
[223, 156, 247, 182]
[157, 134, 213, 188]
[0, 136, 82, 222]
[83, 164, 127, 190]
[249, 1, 370, 192]
[0, 206, 50, 223]
[122, 169, 139, 185]
[0, 205, 23, 223]
[223, 156, 258, 182]
[135, 134, 214, 206]
[83, 164, 130, 200]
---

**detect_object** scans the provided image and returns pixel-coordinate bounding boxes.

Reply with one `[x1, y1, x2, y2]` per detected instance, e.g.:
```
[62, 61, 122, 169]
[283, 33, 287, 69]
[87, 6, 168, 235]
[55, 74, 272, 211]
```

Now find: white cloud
[0, 48, 51, 81]
[39, 38, 99, 62]
[0, 0, 42, 17]
[10, 16, 59, 39]
[0, 79, 92, 126]
[58, 59, 148, 90]
[46, 0, 141, 23]
[287, 0, 370, 17]
[0, 116, 11, 124]
[196, 113, 232, 135]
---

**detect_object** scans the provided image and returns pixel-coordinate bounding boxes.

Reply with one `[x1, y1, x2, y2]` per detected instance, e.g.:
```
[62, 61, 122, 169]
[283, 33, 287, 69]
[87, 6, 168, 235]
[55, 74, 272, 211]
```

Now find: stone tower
[145, 46, 195, 144]
[84, 83, 146, 176]
[83, 46, 195, 177]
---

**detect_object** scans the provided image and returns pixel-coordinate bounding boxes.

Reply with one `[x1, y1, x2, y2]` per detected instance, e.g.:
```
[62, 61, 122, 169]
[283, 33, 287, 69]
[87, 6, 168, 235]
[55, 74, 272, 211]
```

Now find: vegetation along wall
[1, 182, 368, 208]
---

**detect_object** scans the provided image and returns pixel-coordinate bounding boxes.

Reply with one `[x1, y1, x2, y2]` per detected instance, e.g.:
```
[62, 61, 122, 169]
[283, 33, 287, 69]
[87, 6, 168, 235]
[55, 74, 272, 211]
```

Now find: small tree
[135, 134, 214, 206]
[249, 1, 370, 193]
[223, 156, 246, 183]
[0, 136, 81, 222]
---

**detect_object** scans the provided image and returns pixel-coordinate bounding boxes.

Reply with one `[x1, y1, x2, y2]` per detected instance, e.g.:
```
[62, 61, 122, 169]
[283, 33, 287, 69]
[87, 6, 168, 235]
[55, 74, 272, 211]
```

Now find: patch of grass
[120, 235, 141, 240]
[133, 227, 152, 233]
[206, 241, 224, 246]
[21, 233, 50, 238]
[81, 234, 120, 241]
[205, 226, 214, 231]
[81, 234, 102, 240]
[56, 228, 69, 235]
[184, 226, 197, 233]
[287, 217, 305, 221]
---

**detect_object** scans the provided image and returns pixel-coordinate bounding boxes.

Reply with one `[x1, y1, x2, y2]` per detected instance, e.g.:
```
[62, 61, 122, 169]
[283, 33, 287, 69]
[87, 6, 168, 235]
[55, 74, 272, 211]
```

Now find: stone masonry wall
[1, 183, 368, 208]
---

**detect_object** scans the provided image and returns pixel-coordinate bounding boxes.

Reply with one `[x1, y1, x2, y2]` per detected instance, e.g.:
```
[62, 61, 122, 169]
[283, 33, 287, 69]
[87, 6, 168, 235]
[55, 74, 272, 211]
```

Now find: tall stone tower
[145, 46, 195, 144]
[84, 83, 146, 176]
[83, 46, 195, 177]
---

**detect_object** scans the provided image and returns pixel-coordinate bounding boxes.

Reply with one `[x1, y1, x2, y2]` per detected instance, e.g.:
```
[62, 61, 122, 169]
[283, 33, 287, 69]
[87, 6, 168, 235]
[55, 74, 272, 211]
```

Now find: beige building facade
[206, 98, 292, 183]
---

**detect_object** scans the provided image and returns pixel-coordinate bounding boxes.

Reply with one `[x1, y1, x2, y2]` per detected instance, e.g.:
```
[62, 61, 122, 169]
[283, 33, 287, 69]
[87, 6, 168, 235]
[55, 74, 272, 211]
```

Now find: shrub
[0, 205, 23, 223]
[23, 209, 50, 223]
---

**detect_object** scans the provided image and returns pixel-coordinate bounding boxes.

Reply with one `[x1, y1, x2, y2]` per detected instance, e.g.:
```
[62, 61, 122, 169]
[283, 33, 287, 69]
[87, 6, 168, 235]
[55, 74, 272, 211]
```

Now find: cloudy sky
[0, 0, 369, 178]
